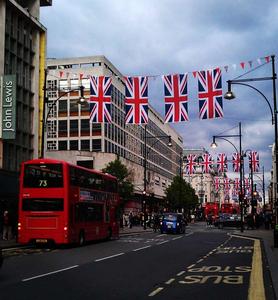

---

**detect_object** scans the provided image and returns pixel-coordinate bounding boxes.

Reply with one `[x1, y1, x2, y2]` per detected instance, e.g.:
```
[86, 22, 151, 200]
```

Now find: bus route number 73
[39, 180, 48, 187]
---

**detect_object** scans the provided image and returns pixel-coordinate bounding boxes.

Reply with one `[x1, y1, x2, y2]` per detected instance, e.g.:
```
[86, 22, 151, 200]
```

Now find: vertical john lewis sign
[2, 75, 16, 139]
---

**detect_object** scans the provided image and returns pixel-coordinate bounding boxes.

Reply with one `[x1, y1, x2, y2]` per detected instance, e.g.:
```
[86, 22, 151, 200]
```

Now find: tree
[165, 176, 198, 213]
[102, 157, 134, 207]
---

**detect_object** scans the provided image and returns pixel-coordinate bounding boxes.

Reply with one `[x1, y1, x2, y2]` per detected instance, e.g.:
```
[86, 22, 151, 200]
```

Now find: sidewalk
[0, 225, 153, 249]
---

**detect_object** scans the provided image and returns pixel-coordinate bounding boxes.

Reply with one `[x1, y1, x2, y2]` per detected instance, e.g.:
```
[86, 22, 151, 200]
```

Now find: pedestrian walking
[2, 210, 12, 240]
[129, 212, 133, 228]
[207, 213, 213, 228]
[153, 213, 160, 232]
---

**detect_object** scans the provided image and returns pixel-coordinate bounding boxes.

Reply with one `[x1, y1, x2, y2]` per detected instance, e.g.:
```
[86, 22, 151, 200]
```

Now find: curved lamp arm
[229, 82, 274, 125]
[213, 136, 239, 153]
[45, 86, 85, 127]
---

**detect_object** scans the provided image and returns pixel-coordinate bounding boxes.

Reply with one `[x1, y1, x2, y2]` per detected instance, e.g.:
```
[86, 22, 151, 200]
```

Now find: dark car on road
[160, 213, 186, 234]
[214, 213, 241, 229]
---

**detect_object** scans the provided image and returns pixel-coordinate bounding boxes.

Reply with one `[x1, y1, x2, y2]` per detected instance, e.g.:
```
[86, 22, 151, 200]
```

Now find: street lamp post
[211, 122, 244, 232]
[253, 167, 266, 207]
[224, 55, 278, 245]
[40, 85, 86, 158]
[142, 125, 172, 229]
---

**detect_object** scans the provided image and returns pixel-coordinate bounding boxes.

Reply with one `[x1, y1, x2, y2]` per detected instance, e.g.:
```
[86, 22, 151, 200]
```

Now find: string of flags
[213, 176, 252, 196]
[185, 151, 259, 175]
[48, 55, 272, 124]
[89, 70, 222, 124]
[54, 55, 272, 81]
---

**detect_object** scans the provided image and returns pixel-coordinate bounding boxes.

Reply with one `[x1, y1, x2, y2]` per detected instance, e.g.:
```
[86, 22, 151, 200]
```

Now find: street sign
[1, 75, 16, 139]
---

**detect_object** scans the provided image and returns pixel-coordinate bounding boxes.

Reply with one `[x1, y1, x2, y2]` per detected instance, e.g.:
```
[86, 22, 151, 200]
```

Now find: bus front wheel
[79, 231, 85, 246]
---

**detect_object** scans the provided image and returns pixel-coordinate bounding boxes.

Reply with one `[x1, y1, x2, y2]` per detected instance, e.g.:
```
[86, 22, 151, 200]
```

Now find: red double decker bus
[18, 158, 120, 245]
[221, 203, 240, 214]
[204, 202, 219, 218]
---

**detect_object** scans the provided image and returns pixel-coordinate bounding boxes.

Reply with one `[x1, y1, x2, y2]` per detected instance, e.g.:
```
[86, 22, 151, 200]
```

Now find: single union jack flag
[89, 76, 112, 123]
[216, 153, 227, 173]
[244, 178, 250, 194]
[163, 74, 189, 122]
[232, 188, 238, 196]
[197, 68, 223, 119]
[232, 153, 241, 172]
[214, 177, 221, 191]
[249, 151, 260, 173]
[233, 178, 240, 191]
[185, 154, 197, 174]
[200, 153, 213, 173]
[224, 177, 230, 191]
[124, 76, 148, 124]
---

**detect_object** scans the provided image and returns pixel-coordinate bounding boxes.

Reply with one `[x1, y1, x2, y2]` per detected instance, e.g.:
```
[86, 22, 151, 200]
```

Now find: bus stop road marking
[230, 234, 265, 300]
[22, 265, 79, 282]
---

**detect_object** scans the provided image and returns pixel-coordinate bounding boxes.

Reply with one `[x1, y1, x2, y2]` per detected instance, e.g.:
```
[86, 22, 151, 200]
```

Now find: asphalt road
[0, 225, 275, 300]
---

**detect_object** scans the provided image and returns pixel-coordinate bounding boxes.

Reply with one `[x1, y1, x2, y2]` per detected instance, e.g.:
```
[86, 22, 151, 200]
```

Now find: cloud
[40, 0, 278, 190]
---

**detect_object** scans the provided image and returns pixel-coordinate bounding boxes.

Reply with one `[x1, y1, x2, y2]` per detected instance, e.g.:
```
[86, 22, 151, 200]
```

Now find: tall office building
[45, 56, 183, 212]
[0, 0, 51, 211]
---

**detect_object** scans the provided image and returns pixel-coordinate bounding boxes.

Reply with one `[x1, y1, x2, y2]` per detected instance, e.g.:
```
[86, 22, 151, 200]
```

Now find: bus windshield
[23, 164, 63, 188]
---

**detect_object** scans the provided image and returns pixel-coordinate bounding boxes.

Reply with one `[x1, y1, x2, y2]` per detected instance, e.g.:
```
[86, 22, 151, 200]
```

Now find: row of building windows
[47, 139, 102, 152]
[3, 6, 36, 171]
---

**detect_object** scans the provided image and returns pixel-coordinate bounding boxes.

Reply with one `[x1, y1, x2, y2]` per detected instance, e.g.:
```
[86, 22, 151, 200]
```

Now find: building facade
[183, 148, 225, 207]
[44, 56, 183, 213]
[0, 0, 51, 214]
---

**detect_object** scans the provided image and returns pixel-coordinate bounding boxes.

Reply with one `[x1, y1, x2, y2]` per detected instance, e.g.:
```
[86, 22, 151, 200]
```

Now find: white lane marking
[165, 278, 175, 285]
[187, 264, 195, 269]
[197, 258, 204, 263]
[172, 236, 182, 240]
[149, 287, 164, 297]
[157, 240, 169, 245]
[185, 232, 193, 237]
[177, 271, 185, 276]
[95, 253, 124, 262]
[157, 234, 165, 238]
[22, 265, 79, 282]
[133, 245, 151, 252]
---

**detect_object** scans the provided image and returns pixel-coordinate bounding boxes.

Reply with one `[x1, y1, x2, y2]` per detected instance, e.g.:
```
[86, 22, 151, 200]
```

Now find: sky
[40, 0, 278, 196]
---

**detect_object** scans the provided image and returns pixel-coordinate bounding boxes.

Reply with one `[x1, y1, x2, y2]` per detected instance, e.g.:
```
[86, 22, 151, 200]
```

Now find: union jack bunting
[197, 68, 223, 119]
[124, 76, 148, 124]
[234, 178, 240, 191]
[244, 178, 250, 194]
[200, 153, 213, 173]
[163, 74, 189, 122]
[216, 153, 227, 173]
[185, 154, 197, 174]
[224, 177, 230, 191]
[214, 177, 221, 191]
[89, 76, 112, 123]
[232, 153, 241, 172]
[232, 188, 238, 196]
[249, 151, 260, 173]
